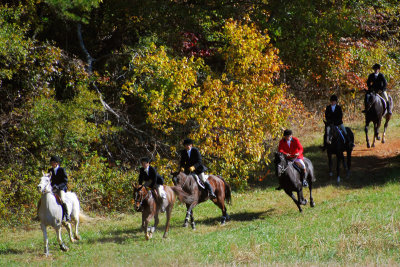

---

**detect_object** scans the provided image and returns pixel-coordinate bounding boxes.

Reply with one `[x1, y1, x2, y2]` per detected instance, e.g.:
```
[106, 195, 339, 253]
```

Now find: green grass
[2, 116, 400, 266]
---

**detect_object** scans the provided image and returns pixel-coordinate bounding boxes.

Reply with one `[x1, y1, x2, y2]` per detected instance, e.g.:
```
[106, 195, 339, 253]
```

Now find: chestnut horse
[133, 184, 175, 239]
[172, 172, 231, 229]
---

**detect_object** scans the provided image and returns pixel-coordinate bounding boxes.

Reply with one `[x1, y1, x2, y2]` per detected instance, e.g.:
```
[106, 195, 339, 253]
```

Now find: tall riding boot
[300, 169, 308, 187]
[204, 181, 217, 199]
[62, 203, 70, 221]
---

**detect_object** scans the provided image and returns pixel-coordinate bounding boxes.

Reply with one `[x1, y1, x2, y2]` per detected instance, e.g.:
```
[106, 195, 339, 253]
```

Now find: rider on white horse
[48, 156, 70, 221]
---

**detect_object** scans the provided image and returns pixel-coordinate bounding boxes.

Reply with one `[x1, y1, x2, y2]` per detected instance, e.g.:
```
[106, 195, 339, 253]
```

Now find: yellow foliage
[123, 19, 290, 188]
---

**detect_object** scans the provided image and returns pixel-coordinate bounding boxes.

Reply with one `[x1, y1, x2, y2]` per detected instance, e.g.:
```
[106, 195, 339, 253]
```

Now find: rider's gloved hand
[189, 166, 195, 172]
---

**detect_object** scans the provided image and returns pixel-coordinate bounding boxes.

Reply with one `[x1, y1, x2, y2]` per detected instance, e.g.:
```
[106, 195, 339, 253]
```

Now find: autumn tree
[123, 19, 292, 188]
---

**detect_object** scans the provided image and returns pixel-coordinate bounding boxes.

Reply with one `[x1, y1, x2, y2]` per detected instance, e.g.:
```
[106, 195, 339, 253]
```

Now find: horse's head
[364, 91, 377, 112]
[274, 152, 288, 177]
[324, 120, 335, 145]
[37, 172, 52, 194]
[171, 171, 185, 186]
[133, 184, 148, 212]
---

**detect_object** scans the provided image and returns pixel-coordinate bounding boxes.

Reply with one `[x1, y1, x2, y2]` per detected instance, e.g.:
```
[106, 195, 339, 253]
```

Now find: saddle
[191, 174, 209, 189]
[54, 193, 63, 205]
[289, 161, 302, 174]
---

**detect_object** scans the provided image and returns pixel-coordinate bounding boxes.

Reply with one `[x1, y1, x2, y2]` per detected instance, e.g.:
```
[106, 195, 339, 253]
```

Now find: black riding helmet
[330, 95, 338, 102]
[50, 156, 61, 163]
[283, 129, 292, 136]
[183, 138, 193, 145]
[372, 63, 381, 70]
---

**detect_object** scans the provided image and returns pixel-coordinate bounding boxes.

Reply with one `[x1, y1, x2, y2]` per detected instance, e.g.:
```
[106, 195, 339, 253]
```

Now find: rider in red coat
[278, 129, 308, 187]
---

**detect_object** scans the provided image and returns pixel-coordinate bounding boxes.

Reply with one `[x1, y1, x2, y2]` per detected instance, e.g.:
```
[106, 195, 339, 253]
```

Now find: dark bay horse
[324, 121, 354, 183]
[133, 184, 175, 239]
[364, 91, 392, 148]
[274, 152, 315, 212]
[172, 172, 231, 229]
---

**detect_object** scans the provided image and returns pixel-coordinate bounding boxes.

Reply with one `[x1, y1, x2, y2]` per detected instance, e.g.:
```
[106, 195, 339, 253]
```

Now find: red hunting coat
[278, 136, 304, 160]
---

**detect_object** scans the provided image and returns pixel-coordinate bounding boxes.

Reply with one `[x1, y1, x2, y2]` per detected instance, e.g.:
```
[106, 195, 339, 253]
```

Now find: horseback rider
[48, 156, 70, 222]
[179, 138, 216, 199]
[278, 129, 308, 187]
[364, 63, 391, 114]
[324, 94, 354, 148]
[138, 157, 168, 212]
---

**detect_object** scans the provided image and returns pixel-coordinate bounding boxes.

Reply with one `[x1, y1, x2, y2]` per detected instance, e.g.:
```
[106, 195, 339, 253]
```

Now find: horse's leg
[298, 189, 307, 206]
[56, 226, 69, 251]
[365, 122, 371, 148]
[73, 215, 80, 240]
[372, 120, 381, 147]
[382, 114, 391, 143]
[327, 152, 333, 177]
[336, 153, 342, 184]
[63, 221, 75, 243]
[152, 212, 159, 234]
[183, 204, 190, 227]
[41, 224, 50, 256]
[285, 189, 302, 212]
[190, 210, 196, 230]
[213, 193, 228, 225]
[308, 179, 315, 207]
[163, 202, 173, 238]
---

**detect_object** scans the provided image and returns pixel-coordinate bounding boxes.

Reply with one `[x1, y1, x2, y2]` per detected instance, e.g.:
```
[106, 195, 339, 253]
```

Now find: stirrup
[302, 180, 308, 187]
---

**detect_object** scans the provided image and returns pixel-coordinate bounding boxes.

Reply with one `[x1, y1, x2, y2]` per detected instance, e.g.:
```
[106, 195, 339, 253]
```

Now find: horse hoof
[191, 223, 196, 230]
[367, 144, 370, 148]
[329, 172, 333, 177]
[75, 235, 81, 240]
[382, 140, 385, 144]
[301, 199, 307, 205]
[377, 136, 380, 140]
[182, 223, 188, 228]
[70, 238, 76, 243]
[337, 176, 341, 184]
[163, 233, 168, 238]
[60, 244, 69, 252]
[310, 201, 315, 207]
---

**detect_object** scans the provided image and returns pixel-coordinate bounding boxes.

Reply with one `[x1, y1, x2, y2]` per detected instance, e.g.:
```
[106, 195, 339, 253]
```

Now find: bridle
[134, 185, 151, 210]
[276, 154, 289, 177]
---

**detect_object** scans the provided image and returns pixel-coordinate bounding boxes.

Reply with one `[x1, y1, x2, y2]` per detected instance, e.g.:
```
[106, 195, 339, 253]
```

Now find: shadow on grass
[85, 227, 143, 244]
[0, 248, 26, 255]
[190, 209, 276, 226]
[249, 145, 400, 190]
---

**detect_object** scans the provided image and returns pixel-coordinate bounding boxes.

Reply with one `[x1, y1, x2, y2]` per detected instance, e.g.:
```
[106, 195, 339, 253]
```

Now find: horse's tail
[219, 176, 232, 205]
[170, 186, 196, 204]
[78, 212, 92, 223]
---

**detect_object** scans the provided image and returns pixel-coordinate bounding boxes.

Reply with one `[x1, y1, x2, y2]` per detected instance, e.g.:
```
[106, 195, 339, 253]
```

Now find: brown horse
[133, 184, 175, 239]
[172, 172, 231, 229]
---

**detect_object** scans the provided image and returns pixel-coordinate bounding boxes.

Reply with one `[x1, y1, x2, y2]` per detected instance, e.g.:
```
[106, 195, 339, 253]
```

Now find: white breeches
[156, 184, 167, 199]
[198, 172, 207, 183]
[294, 159, 306, 170]
[382, 91, 389, 101]
[59, 190, 67, 203]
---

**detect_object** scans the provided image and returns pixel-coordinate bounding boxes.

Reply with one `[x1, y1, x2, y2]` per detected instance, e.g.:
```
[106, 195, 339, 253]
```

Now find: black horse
[364, 91, 392, 148]
[274, 152, 315, 212]
[324, 121, 354, 183]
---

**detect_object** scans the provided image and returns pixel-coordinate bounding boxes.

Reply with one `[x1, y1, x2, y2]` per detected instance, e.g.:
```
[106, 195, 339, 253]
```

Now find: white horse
[37, 172, 81, 256]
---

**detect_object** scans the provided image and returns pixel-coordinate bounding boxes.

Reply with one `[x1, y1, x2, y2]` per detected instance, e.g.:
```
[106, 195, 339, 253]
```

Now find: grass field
[1, 116, 400, 266]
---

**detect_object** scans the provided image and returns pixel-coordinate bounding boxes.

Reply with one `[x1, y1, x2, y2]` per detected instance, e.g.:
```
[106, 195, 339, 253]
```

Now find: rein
[135, 186, 151, 208]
